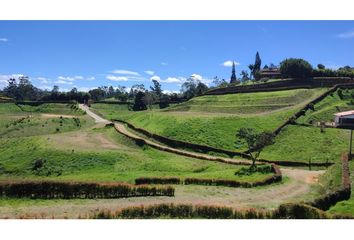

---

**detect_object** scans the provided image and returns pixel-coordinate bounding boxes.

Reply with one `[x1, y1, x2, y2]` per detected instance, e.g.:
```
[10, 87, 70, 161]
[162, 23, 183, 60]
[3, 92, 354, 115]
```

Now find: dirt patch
[48, 131, 123, 151]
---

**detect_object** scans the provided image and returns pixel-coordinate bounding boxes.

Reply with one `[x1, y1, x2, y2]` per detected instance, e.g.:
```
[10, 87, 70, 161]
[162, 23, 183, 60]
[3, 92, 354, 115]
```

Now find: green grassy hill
[92, 88, 327, 151]
[261, 88, 354, 163]
[0, 103, 269, 183]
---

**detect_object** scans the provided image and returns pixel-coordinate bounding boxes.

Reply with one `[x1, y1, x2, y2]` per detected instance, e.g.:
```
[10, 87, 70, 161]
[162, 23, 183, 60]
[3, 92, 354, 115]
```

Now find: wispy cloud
[111, 70, 140, 76]
[57, 76, 84, 82]
[161, 62, 168, 66]
[144, 70, 155, 76]
[337, 30, 354, 39]
[0, 38, 8, 42]
[86, 76, 95, 81]
[54, 79, 74, 85]
[222, 60, 240, 67]
[150, 76, 161, 81]
[36, 77, 50, 84]
[106, 75, 129, 81]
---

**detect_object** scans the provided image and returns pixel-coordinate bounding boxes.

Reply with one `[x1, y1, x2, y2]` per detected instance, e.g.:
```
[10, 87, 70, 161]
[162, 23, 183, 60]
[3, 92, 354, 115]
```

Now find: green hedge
[0, 181, 175, 199]
[90, 203, 343, 219]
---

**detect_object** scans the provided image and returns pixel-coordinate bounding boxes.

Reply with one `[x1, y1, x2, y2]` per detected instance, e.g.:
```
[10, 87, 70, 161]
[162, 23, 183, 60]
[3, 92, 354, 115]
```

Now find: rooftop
[334, 110, 354, 117]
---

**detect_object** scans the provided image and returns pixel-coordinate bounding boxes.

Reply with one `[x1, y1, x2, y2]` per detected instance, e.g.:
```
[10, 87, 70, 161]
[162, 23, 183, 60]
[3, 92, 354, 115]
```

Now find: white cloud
[106, 75, 129, 81]
[144, 70, 155, 76]
[163, 77, 183, 83]
[337, 30, 354, 39]
[86, 76, 95, 81]
[57, 76, 83, 81]
[54, 79, 74, 85]
[161, 62, 168, 66]
[0, 74, 25, 86]
[0, 38, 8, 42]
[222, 60, 240, 67]
[111, 70, 140, 76]
[36, 77, 50, 84]
[162, 90, 180, 95]
[190, 74, 203, 81]
[150, 75, 161, 81]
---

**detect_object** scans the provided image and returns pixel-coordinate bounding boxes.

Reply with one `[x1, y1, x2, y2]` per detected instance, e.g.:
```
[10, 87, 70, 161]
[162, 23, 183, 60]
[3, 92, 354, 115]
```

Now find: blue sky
[0, 21, 354, 93]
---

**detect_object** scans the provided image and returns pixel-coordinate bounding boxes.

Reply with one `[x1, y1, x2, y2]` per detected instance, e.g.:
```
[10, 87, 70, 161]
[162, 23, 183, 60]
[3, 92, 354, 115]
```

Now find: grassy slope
[0, 127, 272, 183]
[92, 88, 327, 151]
[262, 89, 354, 163]
[0, 103, 272, 183]
[328, 161, 354, 216]
[0, 103, 92, 138]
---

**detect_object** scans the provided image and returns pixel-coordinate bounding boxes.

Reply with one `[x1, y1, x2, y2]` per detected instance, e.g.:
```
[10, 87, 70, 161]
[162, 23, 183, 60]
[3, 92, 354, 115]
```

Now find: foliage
[236, 128, 274, 167]
[280, 58, 313, 79]
[0, 181, 175, 199]
[132, 91, 147, 111]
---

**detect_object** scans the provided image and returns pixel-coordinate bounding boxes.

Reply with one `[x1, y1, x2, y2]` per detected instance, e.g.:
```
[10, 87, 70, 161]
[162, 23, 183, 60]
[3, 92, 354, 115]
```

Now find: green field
[0, 103, 92, 138]
[92, 88, 327, 151]
[0, 103, 272, 184]
[261, 89, 354, 163]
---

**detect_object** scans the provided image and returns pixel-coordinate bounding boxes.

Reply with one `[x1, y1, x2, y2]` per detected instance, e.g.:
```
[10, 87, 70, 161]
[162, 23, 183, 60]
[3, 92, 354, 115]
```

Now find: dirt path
[79, 104, 111, 124]
[0, 167, 324, 219]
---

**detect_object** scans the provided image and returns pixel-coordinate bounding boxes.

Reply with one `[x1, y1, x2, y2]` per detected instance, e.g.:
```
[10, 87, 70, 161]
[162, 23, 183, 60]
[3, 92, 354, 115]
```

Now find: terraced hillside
[261, 88, 354, 164]
[92, 88, 328, 151]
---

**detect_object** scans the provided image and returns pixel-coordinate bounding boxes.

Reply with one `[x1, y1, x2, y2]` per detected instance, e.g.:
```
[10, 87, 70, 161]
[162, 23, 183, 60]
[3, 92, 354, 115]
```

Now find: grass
[0, 125, 272, 184]
[92, 88, 327, 151]
[260, 125, 350, 163]
[297, 88, 354, 124]
[0, 103, 93, 138]
[327, 161, 354, 217]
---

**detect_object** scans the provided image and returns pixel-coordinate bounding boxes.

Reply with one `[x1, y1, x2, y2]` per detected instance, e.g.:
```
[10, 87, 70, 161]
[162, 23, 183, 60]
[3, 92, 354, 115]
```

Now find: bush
[0, 181, 175, 199]
[235, 165, 272, 176]
[135, 177, 181, 185]
[280, 58, 313, 79]
[274, 203, 328, 219]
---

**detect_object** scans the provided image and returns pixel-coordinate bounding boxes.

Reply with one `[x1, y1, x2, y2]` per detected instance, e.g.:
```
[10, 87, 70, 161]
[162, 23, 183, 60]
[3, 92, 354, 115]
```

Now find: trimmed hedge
[0, 181, 175, 199]
[135, 164, 282, 188]
[135, 177, 181, 185]
[306, 153, 351, 211]
[91, 203, 271, 219]
[90, 203, 337, 219]
[184, 164, 281, 188]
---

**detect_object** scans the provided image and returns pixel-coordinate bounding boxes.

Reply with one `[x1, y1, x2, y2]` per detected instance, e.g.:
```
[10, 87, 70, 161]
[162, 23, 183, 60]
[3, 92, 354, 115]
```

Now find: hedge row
[135, 164, 281, 188]
[0, 181, 175, 199]
[91, 203, 343, 219]
[306, 153, 351, 211]
[135, 177, 181, 185]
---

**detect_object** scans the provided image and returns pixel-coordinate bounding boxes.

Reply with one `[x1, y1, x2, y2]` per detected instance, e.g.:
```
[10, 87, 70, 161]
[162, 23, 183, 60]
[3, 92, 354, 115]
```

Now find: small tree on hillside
[236, 128, 274, 169]
[280, 58, 313, 79]
[132, 91, 147, 111]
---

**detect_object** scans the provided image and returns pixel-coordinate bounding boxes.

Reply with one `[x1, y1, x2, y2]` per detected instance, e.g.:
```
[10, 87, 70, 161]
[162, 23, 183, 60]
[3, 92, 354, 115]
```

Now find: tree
[150, 79, 162, 99]
[132, 91, 147, 111]
[236, 128, 274, 168]
[230, 61, 237, 84]
[181, 77, 198, 99]
[248, 64, 254, 80]
[240, 70, 250, 82]
[252, 52, 262, 80]
[212, 76, 228, 88]
[317, 64, 325, 70]
[279, 58, 313, 79]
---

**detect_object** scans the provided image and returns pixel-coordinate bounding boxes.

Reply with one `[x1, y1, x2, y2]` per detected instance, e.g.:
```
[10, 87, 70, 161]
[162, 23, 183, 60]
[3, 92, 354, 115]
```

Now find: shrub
[0, 181, 175, 199]
[135, 177, 181, 185]
[280, 58, 313, 79]
[274, 203, 328, 219]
